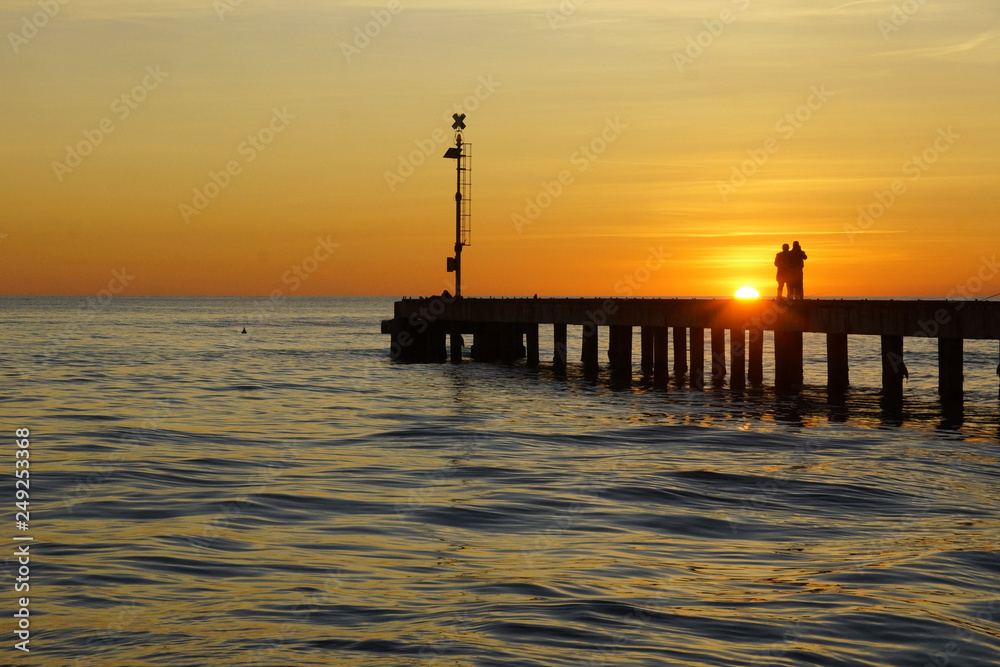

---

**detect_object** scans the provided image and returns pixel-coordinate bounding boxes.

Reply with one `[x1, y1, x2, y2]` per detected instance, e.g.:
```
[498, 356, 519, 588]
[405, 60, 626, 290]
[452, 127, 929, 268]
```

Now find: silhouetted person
[774, 243, 791, 298]
[788, 241, 807, 299]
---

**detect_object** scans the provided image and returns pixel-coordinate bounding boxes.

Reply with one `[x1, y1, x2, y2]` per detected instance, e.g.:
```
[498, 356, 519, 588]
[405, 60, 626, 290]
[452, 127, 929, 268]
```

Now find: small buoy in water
[241, 328, 247, 334]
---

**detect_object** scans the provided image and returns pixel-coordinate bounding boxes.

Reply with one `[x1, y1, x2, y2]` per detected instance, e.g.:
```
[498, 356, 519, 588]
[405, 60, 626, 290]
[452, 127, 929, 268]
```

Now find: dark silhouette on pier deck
[788, 241, 807, 300]
[774, 243, 807, 300]
[774, 244, 791, 299]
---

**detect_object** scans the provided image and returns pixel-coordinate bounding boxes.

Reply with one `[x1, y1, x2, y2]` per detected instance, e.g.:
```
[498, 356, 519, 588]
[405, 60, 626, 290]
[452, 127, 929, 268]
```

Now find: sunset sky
[1, 0, 997, 297]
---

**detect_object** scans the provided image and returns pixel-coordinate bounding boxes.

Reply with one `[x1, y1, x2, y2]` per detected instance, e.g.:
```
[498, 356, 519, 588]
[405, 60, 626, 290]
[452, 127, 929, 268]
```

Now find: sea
[1, 296, 998, 666]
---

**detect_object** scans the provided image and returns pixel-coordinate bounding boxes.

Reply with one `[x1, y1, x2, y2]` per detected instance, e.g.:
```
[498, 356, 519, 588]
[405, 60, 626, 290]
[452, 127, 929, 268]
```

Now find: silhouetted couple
[775, 241, 807, 299]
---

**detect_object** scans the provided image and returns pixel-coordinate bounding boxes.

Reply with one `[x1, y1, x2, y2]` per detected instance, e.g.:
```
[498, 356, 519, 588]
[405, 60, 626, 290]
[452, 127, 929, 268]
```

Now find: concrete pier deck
[382, 297, 1000, 402]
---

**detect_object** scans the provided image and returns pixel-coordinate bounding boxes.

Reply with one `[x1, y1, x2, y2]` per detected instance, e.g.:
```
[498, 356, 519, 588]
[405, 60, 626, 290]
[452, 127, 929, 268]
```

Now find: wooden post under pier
[472, 323, 499, 362]
[553, 323, 567, 373]
[500, 323, 522, 365]
[653, 326, 670, 385]
[609, 325, 632, 385]
[938, 337, 963, 406]
[427, 322, 448, 363]
[450, 325, 463, 363]
[827, 333, 849, 396]
[526, 323, 540, 368]
[730, 327, 746, 390]
[881, 335, 905, 400]
[690, 327, 705, 389]
[582, 324, 599, 377]
[711, 328, 726, 386]
[640, 327, 655, 376]
[774, 330, 803, 393]
[673, 327, 687, 381]
[748, 328, 764, 386]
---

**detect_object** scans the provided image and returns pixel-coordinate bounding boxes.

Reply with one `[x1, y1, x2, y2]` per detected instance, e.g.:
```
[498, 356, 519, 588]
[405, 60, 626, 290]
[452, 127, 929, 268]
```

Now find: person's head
[782, 243, 789, 251]
[792, 241, 800, 248]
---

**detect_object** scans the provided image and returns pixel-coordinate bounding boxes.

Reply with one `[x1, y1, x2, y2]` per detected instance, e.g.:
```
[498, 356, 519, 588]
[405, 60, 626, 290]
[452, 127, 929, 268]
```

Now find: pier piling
[748, 328, 764, 386]
[450, 326, 463, 363]
[774, 330, 803, 393]
[609, 325, 633, 385]
[827, 333, 849, 396]
[582, 325, 599, 377]
[640, 327, 655, 376]
[427, 323, 448, 363]
[938, 337, 963, 406]
[690, 327, 705, 389]
[673, 327, 687, 381]
[527, 324, 540, 368]
[711, 329, 726, 385]
[499, 324, 516, 365]
[881, 335, 905, 400]
[654, 326, 670, 385]
[553, 323, 568, 373]
[472, 323, 499, 362]
[730, 327, 746, 390]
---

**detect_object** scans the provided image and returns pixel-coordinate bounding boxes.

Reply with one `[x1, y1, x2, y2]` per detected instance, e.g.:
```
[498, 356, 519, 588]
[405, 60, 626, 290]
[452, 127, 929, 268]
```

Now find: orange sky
[1, 0, 998, 297]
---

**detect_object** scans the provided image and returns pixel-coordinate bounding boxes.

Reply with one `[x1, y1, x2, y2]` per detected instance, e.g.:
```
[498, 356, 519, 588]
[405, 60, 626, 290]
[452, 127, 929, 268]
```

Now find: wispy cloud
[879, 29, 1000, 60]
[826, 0, 887, 15]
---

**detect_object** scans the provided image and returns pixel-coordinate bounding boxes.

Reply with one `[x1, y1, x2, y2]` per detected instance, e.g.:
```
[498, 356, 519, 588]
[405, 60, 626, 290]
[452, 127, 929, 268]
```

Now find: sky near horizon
[1, 0, 998, 297]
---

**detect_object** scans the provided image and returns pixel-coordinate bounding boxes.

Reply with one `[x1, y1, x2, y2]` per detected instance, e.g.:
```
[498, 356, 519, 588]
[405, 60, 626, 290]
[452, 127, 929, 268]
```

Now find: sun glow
[735, 286, 760, 299]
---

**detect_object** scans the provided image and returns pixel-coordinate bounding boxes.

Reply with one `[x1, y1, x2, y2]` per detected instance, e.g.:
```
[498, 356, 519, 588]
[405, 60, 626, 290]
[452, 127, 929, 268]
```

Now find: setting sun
[735, 286, 760, 299]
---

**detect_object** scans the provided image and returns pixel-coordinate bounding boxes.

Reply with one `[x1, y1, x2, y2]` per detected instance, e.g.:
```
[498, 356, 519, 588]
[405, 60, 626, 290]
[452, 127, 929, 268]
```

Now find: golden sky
[1, 0, 998, 296]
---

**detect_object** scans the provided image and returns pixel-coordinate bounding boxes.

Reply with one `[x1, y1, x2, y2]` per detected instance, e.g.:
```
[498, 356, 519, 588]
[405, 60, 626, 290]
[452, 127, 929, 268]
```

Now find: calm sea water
[1, 296, 998, 666]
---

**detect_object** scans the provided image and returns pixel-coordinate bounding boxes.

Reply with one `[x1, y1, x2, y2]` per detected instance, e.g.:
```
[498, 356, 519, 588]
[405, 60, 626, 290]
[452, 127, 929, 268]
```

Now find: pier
[381, 297, 1000, 404]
